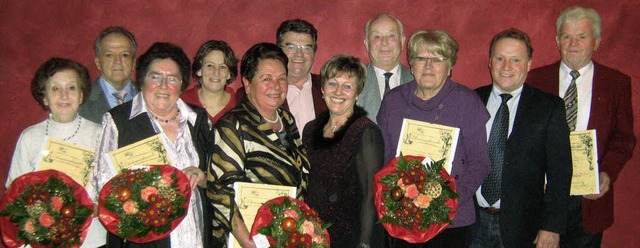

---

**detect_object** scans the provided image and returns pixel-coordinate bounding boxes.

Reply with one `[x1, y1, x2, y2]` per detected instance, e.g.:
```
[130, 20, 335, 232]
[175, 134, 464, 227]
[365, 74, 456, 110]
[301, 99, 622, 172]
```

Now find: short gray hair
[556, 6, 602, 39]
[94, 26, 137, 56]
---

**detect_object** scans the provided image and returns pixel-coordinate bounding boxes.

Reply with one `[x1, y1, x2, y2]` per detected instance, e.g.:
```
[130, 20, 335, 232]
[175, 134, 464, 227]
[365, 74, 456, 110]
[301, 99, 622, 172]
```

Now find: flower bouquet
[98, 165, 190, 243]
[374, 155, 458, 243]
[250, 197, 330, 248]
[0, 170, 93, 248]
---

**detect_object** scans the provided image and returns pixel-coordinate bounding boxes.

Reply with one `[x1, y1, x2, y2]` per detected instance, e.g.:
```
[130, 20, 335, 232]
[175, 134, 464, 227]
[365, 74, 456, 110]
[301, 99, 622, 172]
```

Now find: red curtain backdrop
[1, 1, 638, 247]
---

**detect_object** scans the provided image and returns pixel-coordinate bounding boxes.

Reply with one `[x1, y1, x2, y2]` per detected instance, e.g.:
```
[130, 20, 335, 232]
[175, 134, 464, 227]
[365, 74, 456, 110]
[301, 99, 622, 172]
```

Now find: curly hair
[31, 58, 91, 110]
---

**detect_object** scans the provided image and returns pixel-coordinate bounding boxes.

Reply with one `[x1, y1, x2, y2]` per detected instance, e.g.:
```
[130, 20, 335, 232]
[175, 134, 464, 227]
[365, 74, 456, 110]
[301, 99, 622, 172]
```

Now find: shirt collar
[490, 84, 523, 100]
[373, 63, 400, 75]
[288, 74, 312, 90]
[129, 92, 198, 126]
[99, 77, 135, 95]
[560, 61, 593, 82]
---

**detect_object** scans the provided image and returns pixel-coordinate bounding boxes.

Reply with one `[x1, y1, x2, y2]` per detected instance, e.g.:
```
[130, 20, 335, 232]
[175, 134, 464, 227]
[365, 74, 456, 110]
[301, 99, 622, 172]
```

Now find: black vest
[106, 101, 214, 248]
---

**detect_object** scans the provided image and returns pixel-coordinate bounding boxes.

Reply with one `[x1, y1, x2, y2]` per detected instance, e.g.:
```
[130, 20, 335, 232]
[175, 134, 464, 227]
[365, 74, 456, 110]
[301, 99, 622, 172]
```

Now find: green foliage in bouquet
[380, 156, 458, 230]
[0, 176, 92, 247]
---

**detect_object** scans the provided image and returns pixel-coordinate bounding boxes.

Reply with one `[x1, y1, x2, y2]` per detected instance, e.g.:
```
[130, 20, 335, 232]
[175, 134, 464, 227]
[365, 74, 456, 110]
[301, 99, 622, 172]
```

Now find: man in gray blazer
[78, 26, 138, 124]
[357, 14, 413, 123]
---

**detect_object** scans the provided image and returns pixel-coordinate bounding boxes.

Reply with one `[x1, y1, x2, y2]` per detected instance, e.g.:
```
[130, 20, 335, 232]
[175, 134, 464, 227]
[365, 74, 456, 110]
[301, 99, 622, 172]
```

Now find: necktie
[564, 70, 580, 131]
[482, 93, 512, 205]
[112, 91, 127, 105]
[383, 72, 393, 95]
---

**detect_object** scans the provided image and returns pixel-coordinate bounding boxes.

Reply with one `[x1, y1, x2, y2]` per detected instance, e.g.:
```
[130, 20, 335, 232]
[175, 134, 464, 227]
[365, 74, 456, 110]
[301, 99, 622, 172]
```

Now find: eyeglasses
[281, 44, 314, 55]
[413, 56, 448, 65]
[147, 73, 182, 85]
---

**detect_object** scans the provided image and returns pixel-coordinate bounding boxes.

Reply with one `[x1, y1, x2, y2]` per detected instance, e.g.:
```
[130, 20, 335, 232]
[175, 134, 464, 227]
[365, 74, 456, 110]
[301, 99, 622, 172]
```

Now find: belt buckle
[482, 207, 500, 215]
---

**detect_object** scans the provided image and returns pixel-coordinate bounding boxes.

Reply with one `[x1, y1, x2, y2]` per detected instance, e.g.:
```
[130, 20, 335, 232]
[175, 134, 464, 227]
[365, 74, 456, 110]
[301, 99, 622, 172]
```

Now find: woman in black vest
[93, 42, 213, 248]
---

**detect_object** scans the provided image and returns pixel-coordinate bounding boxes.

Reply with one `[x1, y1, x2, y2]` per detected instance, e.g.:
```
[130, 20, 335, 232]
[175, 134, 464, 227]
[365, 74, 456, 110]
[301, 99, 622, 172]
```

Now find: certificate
[569, 130, 600, 195]
[37, 137, 95, 187]
[108, 135, 172, 172]
[228, 182, 297, 248]
[395, 118, 460, 173]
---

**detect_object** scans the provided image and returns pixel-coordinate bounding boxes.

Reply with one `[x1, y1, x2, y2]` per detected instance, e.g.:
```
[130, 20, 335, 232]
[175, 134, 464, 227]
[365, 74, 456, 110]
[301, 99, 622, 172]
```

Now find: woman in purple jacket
[377, 30, 491, 248]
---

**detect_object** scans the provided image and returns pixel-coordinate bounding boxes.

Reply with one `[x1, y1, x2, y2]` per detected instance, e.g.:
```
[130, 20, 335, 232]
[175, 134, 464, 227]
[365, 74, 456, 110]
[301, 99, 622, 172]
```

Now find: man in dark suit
[275, 19, 327, 133]
[357, 14, 413, 123]
[78, 26, 138, 124]
[528, 6, 635, 247]
[470, 28, 572, 248]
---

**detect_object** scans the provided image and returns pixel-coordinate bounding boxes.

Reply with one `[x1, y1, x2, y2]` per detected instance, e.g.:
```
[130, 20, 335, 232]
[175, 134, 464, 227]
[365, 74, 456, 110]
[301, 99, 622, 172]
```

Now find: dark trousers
[389, 225, 472, 248]
[560, 196, 603, 248]
[470, 209, 504, 248]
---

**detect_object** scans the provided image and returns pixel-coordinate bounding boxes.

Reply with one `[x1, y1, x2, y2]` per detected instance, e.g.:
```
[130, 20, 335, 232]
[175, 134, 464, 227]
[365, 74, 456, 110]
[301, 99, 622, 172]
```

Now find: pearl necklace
[151, 109, 180, 123]
[263, 112, 281, 124]
[45, 115, 82, 141]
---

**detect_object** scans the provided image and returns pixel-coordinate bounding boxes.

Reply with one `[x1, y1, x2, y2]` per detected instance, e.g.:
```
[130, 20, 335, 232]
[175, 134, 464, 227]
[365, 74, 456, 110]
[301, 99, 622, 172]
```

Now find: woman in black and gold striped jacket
[207, 43, 310, 248]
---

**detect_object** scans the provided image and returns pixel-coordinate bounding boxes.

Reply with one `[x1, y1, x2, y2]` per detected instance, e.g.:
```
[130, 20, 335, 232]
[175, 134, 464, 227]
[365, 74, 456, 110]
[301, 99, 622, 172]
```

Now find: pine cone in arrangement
[425, 181, 442, 199]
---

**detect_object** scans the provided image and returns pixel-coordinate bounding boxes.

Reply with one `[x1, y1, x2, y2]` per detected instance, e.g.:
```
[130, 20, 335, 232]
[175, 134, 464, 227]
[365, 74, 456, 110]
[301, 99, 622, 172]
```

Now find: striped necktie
[564, 70, 580, 131]
[112, 91, 127, 105]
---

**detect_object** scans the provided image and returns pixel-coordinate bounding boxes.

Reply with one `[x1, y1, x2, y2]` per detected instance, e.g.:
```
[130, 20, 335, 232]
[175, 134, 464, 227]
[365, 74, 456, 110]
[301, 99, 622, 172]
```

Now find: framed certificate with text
[395, 118, 460, 173]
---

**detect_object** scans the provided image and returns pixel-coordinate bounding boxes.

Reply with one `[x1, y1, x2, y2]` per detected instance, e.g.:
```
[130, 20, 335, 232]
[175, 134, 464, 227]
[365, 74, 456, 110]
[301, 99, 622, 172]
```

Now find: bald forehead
[368, 15, 400, 33]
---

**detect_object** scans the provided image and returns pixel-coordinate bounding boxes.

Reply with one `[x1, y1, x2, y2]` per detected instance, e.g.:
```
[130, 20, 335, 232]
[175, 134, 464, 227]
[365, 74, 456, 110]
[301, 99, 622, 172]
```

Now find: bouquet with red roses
[250, 197, 330, 248]
[98, 165, 190, 243]
[0, 170, 93, 248]
[374, 155, 458, 243]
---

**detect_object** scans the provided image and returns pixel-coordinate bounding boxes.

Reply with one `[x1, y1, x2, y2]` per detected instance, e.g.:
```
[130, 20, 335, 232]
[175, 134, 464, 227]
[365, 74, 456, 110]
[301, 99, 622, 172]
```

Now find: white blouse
[93, 93, 204, 248]
[7, 114, 106, 248]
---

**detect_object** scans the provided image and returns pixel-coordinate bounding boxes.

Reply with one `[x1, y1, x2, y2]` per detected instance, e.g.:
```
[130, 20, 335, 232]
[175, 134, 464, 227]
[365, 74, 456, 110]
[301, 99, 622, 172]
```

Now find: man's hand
[533, 230, 559, 248]
[584, 172, 610, 200]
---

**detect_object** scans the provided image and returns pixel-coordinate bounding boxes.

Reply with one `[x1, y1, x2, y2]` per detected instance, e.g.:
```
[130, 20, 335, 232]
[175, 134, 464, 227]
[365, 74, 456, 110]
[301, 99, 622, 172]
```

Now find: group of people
[6, 5, 634, 248]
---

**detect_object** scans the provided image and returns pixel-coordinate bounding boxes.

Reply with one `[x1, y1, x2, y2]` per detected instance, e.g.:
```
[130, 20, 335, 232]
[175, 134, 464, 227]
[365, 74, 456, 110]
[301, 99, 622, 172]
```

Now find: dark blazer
[78, 78, 137, 124]
[476, 84, 572, 247]
[235, 73, 327, 117]
[528, 61, 636, 233]
[356, 63, 413, 123]
[78, 79, 111, 124]
[107, 101, 214, 248]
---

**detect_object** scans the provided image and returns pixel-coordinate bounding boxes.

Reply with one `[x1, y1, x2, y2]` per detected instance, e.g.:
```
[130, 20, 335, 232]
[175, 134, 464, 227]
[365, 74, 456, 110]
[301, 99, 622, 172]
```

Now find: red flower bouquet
[374, 155, 458, 243]
[0, 170, 93, 248]
[98, 165, 191, 243]
[250, 197, 330, 248]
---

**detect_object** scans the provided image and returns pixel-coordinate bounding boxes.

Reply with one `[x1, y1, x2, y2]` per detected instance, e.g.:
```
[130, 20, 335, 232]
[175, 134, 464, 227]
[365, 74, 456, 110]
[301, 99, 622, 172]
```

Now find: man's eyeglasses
[147, 73, 182, 85]
[281, 44, 314, 55]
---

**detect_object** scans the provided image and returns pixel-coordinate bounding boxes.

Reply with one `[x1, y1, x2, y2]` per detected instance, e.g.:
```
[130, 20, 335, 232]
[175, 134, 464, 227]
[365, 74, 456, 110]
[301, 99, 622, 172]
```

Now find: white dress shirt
[475, 85, 523, 209]
[559, 62, 594, 132]
[373, 64, 402, 98]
